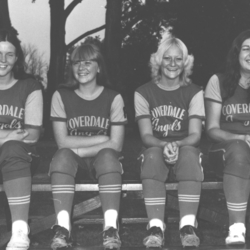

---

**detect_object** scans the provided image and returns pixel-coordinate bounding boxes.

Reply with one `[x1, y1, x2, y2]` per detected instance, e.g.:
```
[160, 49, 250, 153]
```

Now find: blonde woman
[134, 30, 205, 248]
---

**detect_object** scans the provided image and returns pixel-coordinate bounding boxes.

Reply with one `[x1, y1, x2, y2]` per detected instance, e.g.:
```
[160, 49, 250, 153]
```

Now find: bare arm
[23, 128, 41, 144]
[76, 125, 125, 158]
[0, 128, 41, 146]
[205, 100, 245, 142]
[176, 118, 202, 147]
[137, 118, 167, 148]
[163, 118, 202, 161]
[52, 121, 110, 149]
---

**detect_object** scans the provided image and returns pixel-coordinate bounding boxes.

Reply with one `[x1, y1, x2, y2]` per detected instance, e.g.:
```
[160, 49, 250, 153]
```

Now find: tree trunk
[0, 0, 12, 29]
[44, 0, 66, 138]
[104, 0, 122, 89]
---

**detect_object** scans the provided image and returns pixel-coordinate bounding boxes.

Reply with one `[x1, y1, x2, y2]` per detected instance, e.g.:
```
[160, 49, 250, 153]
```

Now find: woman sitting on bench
[0, 28, 43, 250]
[134, 29, 205, 248]
[49, 41, 127, 249]
[205, 29, 250, 245]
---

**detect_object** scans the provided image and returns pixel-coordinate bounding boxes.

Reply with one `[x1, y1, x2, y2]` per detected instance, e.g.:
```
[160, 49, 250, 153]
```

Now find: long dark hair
[0, 28, 30, 79]
[221, 29, 250, 100]
[61, 42, 109, 89]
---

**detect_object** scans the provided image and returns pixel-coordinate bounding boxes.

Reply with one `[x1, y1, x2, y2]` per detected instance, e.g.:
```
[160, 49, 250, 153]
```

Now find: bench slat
[0, 182, 223, 192]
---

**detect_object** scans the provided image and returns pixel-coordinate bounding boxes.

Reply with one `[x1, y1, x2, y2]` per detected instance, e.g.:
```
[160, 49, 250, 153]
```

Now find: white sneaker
[6, 230, 30, 250]
[225, 223, 246, 245]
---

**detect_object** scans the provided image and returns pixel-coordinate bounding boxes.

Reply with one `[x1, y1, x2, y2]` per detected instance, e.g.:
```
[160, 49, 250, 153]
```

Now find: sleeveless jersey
[135, 81, 205, 142]
[50, 87, 127, 136]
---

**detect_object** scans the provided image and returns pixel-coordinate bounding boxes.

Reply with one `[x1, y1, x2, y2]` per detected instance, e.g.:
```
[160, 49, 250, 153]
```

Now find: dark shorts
[0, 140, 39, 182]
[139, 146, 203, 183]
[208, 140, 250, 179]
[49, 148, 123, 180]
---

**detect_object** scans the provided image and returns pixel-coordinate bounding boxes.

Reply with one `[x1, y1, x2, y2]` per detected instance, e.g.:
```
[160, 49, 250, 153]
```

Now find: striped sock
[178, 194, 200, 203]
[144, 197, 166, 206]
[51, 185, 75, 194]
[99, 184, 122, 194]
[8, 195, 30, 206]
[51, 184, 75, 231]
[178, 194, 200, 228]
[99, 184, 121, 229]
[227, 202, 247, 212]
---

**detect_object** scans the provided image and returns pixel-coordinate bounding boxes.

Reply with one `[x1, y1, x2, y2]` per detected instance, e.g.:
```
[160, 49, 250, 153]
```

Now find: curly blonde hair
[150, 32, 194, 86]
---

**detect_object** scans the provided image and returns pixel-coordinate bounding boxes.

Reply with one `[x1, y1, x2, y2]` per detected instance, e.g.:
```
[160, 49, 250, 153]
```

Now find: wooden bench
[0, 178, 226, 247]
[0, 133, 241, 247]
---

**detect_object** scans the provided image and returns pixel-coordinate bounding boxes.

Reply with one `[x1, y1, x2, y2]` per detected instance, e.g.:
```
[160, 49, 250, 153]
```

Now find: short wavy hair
[63, 43, 109, 89]
[221, 29, 250, 99]
[0, 28, 27, 79]
[150, 36, 194, 86]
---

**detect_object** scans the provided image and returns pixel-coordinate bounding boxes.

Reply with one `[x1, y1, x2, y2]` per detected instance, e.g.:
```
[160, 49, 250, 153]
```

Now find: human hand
[6, 129, 29, 141]
[163, 141, 179, 164]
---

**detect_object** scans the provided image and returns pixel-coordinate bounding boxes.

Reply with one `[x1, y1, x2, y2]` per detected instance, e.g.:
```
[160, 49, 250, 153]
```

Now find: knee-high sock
[223, 174, 250, 226]
[178, 181, 201, 229]
[4, 177, 31, 233]
[51, 173, 75, 231]
[98, 173, 121, 229]
[142, 179, 166, 229]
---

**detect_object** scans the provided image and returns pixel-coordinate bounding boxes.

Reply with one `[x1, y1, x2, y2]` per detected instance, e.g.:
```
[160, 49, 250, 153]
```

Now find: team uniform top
[0, 78, 43, 131]
[50, 87, 127, 136]
[134, 81, 205, 142]
[205, 74, 250, 135]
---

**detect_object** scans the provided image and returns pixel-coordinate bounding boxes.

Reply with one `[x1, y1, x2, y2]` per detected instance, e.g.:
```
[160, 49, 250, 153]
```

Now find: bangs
[71, 45, 98, 62]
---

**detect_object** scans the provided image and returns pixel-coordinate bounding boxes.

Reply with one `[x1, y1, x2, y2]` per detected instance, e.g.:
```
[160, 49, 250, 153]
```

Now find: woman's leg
[0, 141, 35, 250]
[49, 148, 80, 250]
[175, 146, 203, 247]
[223, 174, 250, 225]
[209, 140, 250, 244]
[94, 148, 122, 248]
[140, 147, 169, 248]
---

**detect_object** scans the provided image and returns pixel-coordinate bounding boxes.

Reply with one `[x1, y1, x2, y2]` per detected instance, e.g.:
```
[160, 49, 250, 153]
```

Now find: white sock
[12, 220, 28, 234]
[149, 219, 164, 231]
[104, 209, 118, 229]
[229, 223, 246, 234]
[179, 214, 196, 229]
[57, 210, 71, 231]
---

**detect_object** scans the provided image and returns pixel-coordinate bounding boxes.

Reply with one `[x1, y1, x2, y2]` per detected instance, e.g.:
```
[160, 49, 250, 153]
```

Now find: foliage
[120, 0, 250, 91]
[22, 44, 48, 89]
[117, 0, 250, 126]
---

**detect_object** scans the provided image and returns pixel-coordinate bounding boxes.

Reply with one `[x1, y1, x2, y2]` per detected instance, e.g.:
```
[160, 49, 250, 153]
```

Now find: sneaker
[103, 227, 121, 249]
[180, 225, 200, 247]
[51, 225, 72, 250]
[6, 230, 30, 250]
[225, 223, 245, 245]
[143, 226, 164, 248]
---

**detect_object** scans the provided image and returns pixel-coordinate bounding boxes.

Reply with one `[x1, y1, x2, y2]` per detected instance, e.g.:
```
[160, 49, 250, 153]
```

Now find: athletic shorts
[138, 146, 203, 183]
[0, 140, 39, 182]
[208, 139, 250, 179]
[49, 148, 123, 181]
